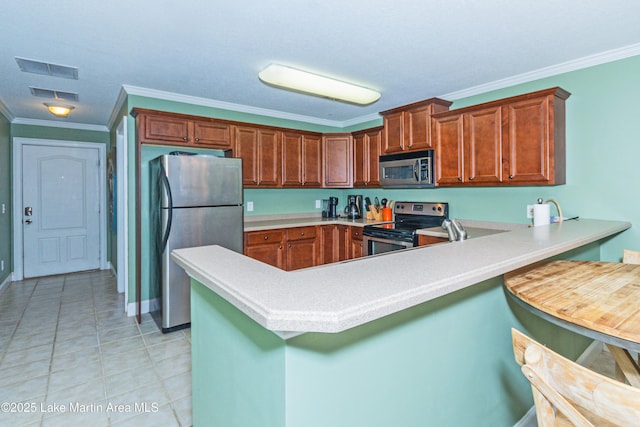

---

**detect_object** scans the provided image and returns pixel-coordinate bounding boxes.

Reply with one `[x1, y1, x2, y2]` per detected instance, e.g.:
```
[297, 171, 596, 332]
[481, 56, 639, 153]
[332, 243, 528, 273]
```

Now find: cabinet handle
[300, 232, 305, 236]
[457, 177, 462, 181]
[509, 175, 514, 179]
[263, 236, 269, 240]
[182, 136, 188, 141]
[279, 245, 283, 249]
[195, 137, 200, 142]
[355, 232, 359, 236]
[288, 244, 292, 248]
[469, 176, 474, 181]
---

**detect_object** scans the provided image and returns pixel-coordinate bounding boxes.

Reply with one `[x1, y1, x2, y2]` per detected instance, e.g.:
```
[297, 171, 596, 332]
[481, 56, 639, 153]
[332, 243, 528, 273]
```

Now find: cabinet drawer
[245, 230, 285, 246]
[287, 226, 317, 241]
[351, 227, 363, 240]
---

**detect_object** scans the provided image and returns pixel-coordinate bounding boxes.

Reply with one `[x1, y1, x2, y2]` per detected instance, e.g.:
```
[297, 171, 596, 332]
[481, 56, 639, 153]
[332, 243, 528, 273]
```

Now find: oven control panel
[394, 201, 448, 217]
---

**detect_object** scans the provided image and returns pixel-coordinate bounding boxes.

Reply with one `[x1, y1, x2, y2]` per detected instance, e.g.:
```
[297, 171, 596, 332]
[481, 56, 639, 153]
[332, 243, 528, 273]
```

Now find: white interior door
[22, 144, 101, 278]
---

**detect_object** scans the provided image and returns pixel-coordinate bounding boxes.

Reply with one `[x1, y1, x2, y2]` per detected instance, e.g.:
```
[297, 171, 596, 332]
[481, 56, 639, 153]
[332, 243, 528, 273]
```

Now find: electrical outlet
[526, 205, 535, 219]
[247, 201, 254, 212]
[315, 200, 321, 209]
[1, 203, 5, 214]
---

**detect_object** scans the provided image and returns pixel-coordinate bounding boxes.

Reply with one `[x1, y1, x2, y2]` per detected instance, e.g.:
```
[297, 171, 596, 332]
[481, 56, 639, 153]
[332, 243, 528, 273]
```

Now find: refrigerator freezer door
[161, 154, 242, 208]
[161, 205, 243, 331]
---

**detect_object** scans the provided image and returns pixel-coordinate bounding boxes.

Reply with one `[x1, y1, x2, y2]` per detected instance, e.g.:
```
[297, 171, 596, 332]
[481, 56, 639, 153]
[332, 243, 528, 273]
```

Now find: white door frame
[12, 137, 107, 281]
[116, 117, 129, 304]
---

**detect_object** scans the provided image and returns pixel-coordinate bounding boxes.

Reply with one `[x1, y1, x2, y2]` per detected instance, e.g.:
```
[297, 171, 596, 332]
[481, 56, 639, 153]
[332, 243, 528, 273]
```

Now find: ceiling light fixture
[44, 103, 75, 118]
[258, 64, 380, 105]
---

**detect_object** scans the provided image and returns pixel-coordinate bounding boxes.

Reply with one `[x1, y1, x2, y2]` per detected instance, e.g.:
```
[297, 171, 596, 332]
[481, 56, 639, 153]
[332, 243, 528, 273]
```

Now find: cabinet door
[302, 134, 322, 187]
[350, 227, 364, 259]
[383, 111, 404, 153]
[282, 132, 303, 186]
[433, 114, 464, 185]
[244, 230, 285, 269]
[142, 114, 190, 144]
[366, 129, 382, 186]
[320, 225, 336, 265]
[245, 243, 285, 269]
[193, 121, 232, 148]
[234, 126, 259, 186]
[405, 104, 432, 150]
[504, 97, 550, 184]
[323, 134, 353, 188]
[464, 106, 502, 184]
[352, 133, 367, 187]
[287, 239, 318, 270]
[257, 128, 281, 187]
[336, 225, 350, 262]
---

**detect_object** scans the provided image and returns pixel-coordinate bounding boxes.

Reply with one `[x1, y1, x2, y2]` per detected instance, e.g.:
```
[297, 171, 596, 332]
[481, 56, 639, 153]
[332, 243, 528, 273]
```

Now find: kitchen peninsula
[172, 218, 629, 426]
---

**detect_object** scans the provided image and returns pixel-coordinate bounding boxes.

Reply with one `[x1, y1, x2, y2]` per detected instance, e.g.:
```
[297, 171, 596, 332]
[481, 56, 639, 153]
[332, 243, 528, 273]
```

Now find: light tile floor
[0, 270, 191, 427]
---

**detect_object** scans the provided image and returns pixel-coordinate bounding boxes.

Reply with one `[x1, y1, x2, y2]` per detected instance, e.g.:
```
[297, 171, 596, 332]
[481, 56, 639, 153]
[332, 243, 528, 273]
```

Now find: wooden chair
[512, 328, 640, 426]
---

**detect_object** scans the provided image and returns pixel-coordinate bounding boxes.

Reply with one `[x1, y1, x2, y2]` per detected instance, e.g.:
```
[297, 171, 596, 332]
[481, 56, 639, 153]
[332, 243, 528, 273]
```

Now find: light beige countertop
[244, 213, 389, 231]
[172, 218, 630, 337]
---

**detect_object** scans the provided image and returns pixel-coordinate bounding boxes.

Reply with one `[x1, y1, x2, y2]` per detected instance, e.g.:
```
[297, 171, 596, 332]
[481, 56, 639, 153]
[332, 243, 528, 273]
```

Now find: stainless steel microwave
[379, 150, 435, 188]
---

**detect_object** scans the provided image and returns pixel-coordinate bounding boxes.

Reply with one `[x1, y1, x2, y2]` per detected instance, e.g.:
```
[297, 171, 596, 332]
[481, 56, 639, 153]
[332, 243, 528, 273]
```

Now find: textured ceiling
[2, 0, 640, 129]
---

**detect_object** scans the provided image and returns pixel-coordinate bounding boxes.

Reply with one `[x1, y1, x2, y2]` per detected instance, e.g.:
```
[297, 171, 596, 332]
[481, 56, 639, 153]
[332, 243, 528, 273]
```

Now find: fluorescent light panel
[259, 64, 380, 105]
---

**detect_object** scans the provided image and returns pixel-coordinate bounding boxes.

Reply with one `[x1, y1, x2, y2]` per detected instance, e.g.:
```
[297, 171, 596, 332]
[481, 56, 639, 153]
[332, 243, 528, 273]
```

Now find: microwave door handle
[414, 160, 421, 183]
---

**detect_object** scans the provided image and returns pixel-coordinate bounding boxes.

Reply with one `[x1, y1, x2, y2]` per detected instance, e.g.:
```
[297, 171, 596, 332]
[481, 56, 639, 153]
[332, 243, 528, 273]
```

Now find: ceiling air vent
[15, 57, 78, 80]
[29, 87, 79, 102]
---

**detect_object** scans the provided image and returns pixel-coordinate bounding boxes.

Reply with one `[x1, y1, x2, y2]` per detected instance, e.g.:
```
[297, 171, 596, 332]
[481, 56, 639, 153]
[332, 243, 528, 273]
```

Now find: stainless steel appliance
[363, 201, 448, 256]
[379, 149, 435, 188]
[149, 153, 243, 332]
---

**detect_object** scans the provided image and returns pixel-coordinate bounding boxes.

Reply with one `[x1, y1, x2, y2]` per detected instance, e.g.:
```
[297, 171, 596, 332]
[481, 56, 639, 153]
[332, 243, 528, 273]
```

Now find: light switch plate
[247, 201, 254, 212]
[315, 200, 321, 209]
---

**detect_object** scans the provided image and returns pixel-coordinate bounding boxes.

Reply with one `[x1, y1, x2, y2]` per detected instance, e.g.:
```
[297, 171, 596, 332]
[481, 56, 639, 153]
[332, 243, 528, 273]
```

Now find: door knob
[25, 219, 32, 224]
[25, 206, 33, 216]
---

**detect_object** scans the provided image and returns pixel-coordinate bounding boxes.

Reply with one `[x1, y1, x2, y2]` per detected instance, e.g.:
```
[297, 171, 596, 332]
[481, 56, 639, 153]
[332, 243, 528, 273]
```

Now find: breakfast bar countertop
[172, 218, 630, 336]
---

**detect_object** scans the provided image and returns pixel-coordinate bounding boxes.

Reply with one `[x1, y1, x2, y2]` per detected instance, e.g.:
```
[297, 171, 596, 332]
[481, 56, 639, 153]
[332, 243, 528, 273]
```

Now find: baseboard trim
[126, 298, 160, 317]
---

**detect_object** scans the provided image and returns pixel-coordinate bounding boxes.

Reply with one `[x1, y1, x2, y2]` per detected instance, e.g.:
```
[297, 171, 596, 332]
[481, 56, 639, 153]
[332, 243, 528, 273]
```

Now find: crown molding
[11, 117, 108, 132]
[440, 43, 640, 101]
[122, 84, 372, 129]
[0, 97, 15, 122]
[107, 86, 129, 130]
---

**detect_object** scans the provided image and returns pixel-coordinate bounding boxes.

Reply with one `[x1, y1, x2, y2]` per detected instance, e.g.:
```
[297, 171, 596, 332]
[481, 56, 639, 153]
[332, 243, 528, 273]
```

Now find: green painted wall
[191, 244, 600, 426]
[0, 113, 11, 285]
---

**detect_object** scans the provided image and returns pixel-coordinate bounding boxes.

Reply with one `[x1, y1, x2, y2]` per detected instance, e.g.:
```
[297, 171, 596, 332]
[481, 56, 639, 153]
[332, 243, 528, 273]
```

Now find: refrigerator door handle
[160, 163, 173, 253]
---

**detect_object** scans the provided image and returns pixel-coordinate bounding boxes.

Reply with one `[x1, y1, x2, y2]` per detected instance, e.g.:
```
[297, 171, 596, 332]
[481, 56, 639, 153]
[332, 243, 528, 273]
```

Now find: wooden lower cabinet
[350, 227, 364, 259]
[244, 229, 286, 269]
[244, 226, 319, 271]
[417, 235, 448, 246]
[285, 226, 319, 271]
[320, 224, 350, 264]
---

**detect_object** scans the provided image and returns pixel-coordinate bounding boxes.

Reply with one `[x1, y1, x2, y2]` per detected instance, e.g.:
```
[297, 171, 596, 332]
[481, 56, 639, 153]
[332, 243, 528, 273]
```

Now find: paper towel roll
[533, 203, 551, 227]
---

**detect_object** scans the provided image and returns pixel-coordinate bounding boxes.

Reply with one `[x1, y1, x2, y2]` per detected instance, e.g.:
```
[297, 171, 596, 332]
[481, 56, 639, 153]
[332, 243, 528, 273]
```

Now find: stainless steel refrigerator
[149, 153, 243, 332]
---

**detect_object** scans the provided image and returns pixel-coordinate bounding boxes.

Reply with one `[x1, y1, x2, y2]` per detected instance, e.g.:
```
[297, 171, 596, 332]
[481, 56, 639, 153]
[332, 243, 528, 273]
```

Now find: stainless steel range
[362, 201, 449, 256]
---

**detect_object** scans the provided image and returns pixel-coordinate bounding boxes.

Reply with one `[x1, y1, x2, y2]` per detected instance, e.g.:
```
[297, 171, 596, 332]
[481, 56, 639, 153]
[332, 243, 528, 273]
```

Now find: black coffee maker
[324, 197, 338, 218]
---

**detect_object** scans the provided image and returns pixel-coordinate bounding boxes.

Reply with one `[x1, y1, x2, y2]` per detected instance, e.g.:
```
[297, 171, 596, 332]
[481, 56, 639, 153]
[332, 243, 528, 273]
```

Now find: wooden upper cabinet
[435, 106, 502, 185]
[380, 98, 452, 154]
[433, 87, 570, 187]
[133, 109, 231, 149]
[282, 131, 322, 187]
[353, 127, 382, 187]
[233, 125, 281, 187]
[323, 133, 353, 188]
[433, 113, 465, 185]
[503, 91, 568, 185]
[192, 121, 232, 148]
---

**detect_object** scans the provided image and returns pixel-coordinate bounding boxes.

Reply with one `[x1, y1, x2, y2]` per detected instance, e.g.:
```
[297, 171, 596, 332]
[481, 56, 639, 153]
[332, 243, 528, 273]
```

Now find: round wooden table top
[504, 260, 640, 351]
